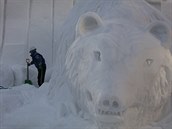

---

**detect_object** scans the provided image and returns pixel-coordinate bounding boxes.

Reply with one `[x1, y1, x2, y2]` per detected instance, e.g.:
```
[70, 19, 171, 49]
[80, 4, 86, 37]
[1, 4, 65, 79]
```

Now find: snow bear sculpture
[49, 0, 170, 95]
[49, 0, 172, 128]
[65, 12, 172, 129]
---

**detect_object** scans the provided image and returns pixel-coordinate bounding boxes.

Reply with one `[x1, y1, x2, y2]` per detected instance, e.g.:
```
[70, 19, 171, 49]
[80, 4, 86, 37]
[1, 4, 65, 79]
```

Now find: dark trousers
[37, 66, 46, 87]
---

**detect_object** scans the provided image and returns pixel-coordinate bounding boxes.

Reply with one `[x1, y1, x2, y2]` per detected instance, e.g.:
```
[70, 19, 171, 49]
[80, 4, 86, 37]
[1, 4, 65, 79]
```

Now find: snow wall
[0, 0, 73, 68]
[0, 0, 171, 69]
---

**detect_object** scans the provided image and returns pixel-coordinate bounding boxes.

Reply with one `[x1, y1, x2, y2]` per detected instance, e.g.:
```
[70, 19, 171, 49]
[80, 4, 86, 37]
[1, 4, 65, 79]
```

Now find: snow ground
[0, 83, 171, 129]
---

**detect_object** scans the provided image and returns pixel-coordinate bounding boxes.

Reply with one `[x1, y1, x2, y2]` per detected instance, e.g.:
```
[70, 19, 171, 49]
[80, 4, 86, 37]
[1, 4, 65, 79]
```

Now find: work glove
[26, 59, 31, 66]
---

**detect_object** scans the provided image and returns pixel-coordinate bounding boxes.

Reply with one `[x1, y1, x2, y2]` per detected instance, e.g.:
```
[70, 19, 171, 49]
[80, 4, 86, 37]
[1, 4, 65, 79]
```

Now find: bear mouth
[95, 103, 144, 124]
[98, 109, 125, 116]
[95, 108, 125, 123]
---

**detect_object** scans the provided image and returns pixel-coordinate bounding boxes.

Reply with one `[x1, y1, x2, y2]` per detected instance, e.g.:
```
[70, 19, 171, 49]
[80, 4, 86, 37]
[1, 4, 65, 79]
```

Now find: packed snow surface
[0, 83, 171, 129]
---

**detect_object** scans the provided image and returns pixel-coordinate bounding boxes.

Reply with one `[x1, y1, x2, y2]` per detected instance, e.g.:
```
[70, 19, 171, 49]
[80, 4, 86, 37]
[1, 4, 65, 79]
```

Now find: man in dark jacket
[28, 47, 46, 87]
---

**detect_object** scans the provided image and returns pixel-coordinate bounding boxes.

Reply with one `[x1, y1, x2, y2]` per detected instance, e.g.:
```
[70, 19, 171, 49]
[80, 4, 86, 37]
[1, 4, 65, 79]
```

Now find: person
[28, 47, 46, 87]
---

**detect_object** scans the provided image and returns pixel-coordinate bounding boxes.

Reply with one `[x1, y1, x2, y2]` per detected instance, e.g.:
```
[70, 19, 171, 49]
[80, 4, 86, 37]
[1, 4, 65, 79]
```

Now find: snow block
[12, 65, 52, 87]
[0, 64, 14, 88]
[12, 65, 38, 87]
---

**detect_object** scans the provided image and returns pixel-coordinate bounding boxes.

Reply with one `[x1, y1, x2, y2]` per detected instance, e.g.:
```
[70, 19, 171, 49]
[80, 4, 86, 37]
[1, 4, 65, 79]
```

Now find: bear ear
[76, 12, 104, 37]
[147, 21, 171, 50]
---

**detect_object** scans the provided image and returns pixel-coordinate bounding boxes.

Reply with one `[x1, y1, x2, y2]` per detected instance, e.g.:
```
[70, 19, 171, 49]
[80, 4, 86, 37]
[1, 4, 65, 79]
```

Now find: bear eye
[86, 90, 93, 101]
[146, 58, 154, 66]
[94, 51, 101, 61]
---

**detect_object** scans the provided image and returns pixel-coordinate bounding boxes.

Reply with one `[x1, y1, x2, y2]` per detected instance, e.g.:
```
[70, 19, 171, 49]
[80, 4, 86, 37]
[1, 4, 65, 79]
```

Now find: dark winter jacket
[29, 51, 46, 70]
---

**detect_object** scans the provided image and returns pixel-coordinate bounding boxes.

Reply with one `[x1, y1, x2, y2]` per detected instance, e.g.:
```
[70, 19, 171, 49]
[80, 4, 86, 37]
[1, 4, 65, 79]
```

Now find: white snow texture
[0, 0, 172, 129]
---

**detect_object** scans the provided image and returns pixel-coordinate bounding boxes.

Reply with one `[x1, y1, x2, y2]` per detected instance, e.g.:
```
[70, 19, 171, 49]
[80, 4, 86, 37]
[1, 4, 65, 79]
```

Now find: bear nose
[101, 99, 120, 109]
[97, 96, 125, 116]
[112, 101, 119, 108]
[98, 95, 123, 113]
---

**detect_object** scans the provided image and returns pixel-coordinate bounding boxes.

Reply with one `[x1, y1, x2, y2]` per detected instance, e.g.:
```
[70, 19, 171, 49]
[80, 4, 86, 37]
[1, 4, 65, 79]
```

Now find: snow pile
[0, 83, 93, 129]
[0, 84, 36, 115]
